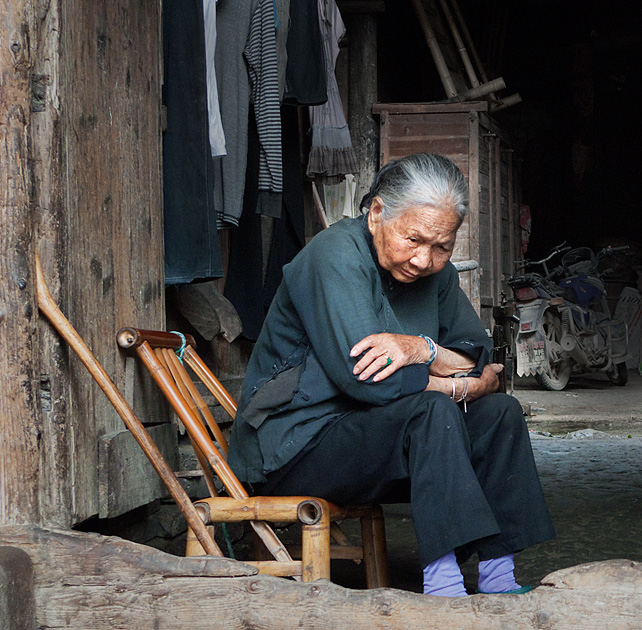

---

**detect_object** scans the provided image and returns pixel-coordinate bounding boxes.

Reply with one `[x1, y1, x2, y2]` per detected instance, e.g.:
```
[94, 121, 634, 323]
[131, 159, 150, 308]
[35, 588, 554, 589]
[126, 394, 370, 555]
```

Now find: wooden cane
[34, 254, 223, 557]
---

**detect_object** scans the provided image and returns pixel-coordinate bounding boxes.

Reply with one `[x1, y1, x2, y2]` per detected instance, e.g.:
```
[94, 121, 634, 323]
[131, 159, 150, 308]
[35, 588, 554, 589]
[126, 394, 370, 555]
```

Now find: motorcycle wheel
[606, 361, 628, 386]
[535, 311, 572, 391]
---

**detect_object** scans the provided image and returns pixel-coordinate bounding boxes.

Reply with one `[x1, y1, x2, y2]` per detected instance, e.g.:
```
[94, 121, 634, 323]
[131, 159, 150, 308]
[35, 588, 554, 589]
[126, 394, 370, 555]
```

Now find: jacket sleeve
[437, 263, 493, 377]
[283, 230, 428, 406]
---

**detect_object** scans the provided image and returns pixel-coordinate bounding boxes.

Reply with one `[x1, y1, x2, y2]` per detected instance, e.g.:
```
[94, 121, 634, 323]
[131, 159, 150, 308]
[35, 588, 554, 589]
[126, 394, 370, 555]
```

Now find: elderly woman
[228, 153, 554, 596]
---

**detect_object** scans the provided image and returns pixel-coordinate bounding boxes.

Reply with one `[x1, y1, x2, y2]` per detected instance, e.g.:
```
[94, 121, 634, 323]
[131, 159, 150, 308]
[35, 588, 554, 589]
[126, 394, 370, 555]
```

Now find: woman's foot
[477, 553, 525, 594]
[423, 550, 468, 597]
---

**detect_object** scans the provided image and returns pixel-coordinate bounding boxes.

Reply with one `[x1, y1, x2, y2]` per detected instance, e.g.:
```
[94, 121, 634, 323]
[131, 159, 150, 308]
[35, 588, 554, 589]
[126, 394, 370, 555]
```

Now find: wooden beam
[0, 0, 41, 526]
[2, 525, 642, 630]
[346, 12, 379, 203]
[373, 102, 489, 114]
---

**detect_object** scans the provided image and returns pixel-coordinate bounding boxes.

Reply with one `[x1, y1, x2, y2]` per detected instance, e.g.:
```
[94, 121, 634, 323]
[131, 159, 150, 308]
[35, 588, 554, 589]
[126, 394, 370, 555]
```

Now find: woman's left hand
[350, 333, 427, 382]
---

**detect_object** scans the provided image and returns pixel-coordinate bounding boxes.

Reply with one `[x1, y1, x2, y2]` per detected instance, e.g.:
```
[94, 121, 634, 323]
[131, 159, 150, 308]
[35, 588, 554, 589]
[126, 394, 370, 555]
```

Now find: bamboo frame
[118, 326, 389, 587]
[132, 340, 294, 567]
[34, 255, 222, 557]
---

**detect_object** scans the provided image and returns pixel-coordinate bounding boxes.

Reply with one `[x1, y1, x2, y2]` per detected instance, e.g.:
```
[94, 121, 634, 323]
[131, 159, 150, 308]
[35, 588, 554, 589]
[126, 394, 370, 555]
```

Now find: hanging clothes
[225, 105, 305, 341]
[274, 0, 291, 100]
[203, 0, 226, 157]
[306, 0, 358, 185]
[162, 0, 223, 284]
[244, 0, 289, 219]
[322, 174, 358, 224]
[283, 0, 328, 106]
[213, 0, 259, 227]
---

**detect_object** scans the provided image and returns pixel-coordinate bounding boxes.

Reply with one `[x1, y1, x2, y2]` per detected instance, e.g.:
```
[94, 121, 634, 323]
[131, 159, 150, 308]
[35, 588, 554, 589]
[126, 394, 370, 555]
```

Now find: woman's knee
[405, 390, 466, 437]
[465, 392, 528, 437]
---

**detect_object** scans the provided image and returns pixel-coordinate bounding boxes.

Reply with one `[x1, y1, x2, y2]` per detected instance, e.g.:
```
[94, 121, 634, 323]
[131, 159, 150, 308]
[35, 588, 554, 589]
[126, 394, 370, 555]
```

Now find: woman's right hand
[426, 363, 503, 402]
[465, 363, 504, 401]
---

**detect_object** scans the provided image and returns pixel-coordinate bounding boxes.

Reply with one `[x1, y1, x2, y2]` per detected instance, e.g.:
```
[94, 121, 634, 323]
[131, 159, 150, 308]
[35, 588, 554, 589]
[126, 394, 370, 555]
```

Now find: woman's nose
[410, 246, 432, 270]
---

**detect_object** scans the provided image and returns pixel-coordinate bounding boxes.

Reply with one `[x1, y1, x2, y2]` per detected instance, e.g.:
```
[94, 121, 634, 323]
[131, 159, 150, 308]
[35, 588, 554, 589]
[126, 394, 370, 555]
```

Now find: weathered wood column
[345, 8, 381, 205]
[0, 0, 41, 525]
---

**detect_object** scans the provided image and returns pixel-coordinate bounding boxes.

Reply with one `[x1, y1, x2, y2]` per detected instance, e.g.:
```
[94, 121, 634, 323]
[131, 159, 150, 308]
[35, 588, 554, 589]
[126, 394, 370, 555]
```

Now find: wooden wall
[0, 0, 167, 529]
[374, 102, 521, 327]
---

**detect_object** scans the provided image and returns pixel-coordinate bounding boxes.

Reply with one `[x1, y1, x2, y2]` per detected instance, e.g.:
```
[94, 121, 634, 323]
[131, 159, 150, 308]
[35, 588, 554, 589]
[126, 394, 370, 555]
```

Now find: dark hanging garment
[162, 0, 223, 284]
[225, 105, 305, 341]
[224, 107, 265, 341]
[263, 105, 306, 310]
[283, 0, 328, 106]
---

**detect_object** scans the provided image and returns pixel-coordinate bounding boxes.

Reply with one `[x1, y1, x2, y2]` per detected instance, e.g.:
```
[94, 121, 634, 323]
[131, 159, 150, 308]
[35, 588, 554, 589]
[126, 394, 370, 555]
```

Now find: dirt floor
[329, 369, 642, 594]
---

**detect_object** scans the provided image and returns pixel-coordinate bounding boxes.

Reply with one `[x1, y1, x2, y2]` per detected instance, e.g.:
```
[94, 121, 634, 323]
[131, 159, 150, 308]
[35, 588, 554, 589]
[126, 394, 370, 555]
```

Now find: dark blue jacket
[228, 214, 492, 483]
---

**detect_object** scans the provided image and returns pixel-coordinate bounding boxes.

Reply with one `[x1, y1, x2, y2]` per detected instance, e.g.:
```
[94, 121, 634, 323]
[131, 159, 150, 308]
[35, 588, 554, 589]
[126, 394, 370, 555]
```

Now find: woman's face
[368, 197, 461, 283]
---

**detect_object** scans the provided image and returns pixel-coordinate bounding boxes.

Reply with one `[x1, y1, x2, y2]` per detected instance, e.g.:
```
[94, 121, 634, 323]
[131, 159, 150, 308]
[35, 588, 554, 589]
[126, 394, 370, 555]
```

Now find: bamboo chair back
[117, 327, 389, 586]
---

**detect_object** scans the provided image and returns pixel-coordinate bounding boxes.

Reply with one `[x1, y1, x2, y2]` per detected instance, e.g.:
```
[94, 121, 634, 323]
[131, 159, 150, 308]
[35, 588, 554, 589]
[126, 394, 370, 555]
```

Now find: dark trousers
[260, 391, 555, 566]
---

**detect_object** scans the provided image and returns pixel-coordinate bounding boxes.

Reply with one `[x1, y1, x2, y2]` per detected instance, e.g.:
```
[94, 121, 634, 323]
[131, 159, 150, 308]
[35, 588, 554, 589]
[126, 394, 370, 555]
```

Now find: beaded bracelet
[418, 334, 437, 366]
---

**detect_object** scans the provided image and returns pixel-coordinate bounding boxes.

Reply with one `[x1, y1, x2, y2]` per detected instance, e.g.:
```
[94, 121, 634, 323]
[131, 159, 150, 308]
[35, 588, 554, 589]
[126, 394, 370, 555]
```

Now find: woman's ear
[367, 196, 384, 232]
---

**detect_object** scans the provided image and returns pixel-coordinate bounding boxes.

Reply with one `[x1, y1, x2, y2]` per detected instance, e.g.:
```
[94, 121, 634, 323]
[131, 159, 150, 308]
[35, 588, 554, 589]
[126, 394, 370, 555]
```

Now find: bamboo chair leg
[301, 509, 331, 582]
[186, 524, 216, 557]
[360, 506, 389, 588]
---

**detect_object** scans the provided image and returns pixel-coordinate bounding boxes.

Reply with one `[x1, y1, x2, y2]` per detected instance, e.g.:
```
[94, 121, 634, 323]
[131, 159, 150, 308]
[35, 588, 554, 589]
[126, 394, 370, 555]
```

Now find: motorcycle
[507, 243, 630, 391]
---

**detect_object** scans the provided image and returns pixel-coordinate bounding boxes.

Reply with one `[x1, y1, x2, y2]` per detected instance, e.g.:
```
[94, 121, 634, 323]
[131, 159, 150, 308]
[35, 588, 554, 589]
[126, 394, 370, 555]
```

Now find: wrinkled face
[368, 197, 461, 283]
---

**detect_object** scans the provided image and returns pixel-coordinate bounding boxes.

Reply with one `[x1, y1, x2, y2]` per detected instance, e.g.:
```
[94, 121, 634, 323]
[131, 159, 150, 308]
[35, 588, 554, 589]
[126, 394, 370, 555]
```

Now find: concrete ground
[332, 370, 642, 594]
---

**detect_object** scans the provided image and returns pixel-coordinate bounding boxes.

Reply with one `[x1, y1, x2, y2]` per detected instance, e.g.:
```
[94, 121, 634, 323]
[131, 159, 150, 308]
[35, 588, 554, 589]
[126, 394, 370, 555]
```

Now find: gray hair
[360, 153, 469, 222]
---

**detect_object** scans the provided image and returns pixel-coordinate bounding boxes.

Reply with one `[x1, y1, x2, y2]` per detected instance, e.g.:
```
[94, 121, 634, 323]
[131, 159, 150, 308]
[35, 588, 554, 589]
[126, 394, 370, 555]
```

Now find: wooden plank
[29, 0, 74, 527]
[466, 112, 481, 314]
[0, 0, 41, 526]
[58, 0, 165, 522]
[98, 424, 179, 519]
[373, 101, 488, 114]
[2, 525, 642, 630]
[387, 137, 469, 159]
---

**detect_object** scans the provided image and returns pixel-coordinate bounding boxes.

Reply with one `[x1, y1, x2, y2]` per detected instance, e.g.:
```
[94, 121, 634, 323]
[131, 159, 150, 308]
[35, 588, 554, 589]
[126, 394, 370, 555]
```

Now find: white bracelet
[459, 378, 469, 413]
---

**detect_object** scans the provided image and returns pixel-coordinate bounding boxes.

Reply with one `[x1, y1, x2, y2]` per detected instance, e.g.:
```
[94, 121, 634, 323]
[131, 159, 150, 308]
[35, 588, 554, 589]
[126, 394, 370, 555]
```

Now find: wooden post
[0, 0, 41, 526]
[346, 12, 379, 207]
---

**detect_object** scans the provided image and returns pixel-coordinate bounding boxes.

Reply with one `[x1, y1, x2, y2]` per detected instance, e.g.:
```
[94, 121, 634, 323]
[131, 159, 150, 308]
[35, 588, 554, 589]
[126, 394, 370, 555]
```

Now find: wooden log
[2, 525, 642, 630]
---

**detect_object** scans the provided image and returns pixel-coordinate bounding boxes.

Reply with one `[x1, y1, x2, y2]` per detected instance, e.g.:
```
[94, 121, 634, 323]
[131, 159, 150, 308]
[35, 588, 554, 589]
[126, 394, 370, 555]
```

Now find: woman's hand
[350, 333, 427, 382]
[350, 332, 477, 383]
[426, 363, 503, 402]
[464, 363, 504, 401]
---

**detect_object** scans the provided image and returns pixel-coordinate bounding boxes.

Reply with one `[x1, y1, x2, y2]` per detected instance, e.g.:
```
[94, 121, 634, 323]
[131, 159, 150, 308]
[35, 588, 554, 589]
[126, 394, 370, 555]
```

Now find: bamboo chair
[117, 327, 389, 587]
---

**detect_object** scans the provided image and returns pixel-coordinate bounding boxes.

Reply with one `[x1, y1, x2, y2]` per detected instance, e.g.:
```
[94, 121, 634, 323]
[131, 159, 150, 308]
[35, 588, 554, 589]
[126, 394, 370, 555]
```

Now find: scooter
[507, 243, 630, 391]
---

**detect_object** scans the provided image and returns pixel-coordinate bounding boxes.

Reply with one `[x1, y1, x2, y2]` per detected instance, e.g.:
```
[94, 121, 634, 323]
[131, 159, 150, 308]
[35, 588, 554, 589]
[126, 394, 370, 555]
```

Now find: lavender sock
[478, 554, 522, 593]
[423, 550, 467, 597]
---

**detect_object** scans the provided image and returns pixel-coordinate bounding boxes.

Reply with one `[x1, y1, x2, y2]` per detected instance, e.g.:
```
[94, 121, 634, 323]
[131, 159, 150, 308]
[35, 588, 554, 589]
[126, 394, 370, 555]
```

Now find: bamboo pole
[438, 0, 479, 88]
[360, 505, 389, 588]
[34, 255, 222, 557]
[156, 349, 220, 498]
[311, 182, 330, 229]
[301, 506, 331, 582]
[411, 0, 458, 98]
[183, 346, 237, 421]
[135, 342, 294, 566]
[163, 348, 229, 456]
[449, 0, 488, 83]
